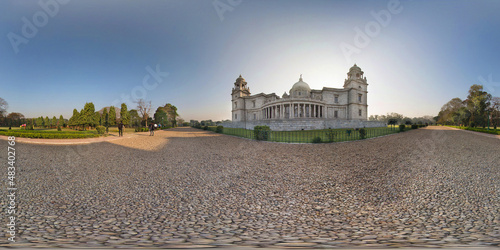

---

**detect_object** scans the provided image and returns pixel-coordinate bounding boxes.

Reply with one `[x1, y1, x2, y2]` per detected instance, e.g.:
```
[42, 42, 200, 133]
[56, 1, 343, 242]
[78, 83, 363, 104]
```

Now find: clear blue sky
[1, 0, 499, 121]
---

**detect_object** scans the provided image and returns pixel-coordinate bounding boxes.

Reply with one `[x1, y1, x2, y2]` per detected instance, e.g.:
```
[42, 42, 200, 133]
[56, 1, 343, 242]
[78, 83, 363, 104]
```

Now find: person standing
[148, 123, 153, 136]
[118, 122, 124, 137]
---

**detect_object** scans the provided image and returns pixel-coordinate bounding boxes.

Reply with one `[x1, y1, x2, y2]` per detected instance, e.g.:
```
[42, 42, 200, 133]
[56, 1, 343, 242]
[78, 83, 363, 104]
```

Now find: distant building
[224, 64, 385, 131]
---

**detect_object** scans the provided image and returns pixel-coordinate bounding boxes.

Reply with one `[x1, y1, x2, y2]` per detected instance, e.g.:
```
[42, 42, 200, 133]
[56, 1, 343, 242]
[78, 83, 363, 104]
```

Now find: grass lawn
[206, 126, 411, 143]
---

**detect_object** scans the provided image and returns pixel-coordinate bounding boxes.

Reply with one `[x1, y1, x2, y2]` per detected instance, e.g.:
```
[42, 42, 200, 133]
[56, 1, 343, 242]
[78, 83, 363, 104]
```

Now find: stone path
[0, 126, 498, 248]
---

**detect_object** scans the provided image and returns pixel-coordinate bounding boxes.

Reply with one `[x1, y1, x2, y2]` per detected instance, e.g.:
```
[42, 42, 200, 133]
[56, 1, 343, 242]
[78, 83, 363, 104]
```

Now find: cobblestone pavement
[1, 126, 499, 248]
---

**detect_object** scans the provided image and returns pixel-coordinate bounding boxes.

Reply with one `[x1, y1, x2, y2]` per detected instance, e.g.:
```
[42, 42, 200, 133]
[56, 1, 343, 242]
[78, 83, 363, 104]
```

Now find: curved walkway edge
[0, 132, 147, 145]
[442, 126, 500, 140]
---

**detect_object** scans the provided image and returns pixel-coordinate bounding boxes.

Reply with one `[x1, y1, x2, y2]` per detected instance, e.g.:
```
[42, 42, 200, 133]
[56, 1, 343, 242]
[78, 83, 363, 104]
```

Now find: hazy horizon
[1, 0, 499, 121]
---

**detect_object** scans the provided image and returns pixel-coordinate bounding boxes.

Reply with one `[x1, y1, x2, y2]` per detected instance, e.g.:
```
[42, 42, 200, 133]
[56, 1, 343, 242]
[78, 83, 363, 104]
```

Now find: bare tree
[0, 97, 7, 117]
[135, 99, 152, 127]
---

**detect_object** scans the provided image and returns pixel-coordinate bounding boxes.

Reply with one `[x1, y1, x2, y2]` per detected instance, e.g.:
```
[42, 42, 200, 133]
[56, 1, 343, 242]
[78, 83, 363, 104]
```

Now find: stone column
[312, 104, 315, 118]
[302, 104, 305, 118]
[290, 103, 293, 119]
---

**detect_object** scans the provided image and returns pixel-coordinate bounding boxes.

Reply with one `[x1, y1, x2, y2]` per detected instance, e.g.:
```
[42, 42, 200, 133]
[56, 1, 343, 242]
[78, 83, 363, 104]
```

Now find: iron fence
[201, 126, 413, 143]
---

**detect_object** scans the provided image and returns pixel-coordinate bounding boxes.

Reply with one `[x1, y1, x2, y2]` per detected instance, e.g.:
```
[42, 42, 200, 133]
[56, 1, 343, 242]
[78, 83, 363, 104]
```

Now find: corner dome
[349, 64, 361, 72]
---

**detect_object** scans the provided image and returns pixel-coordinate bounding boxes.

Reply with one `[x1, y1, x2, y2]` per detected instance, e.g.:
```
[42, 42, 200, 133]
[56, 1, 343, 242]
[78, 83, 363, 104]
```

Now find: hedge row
[0, 131, 100, 139]
[0, 129, 98, 134]
[463, 127, 499, 135]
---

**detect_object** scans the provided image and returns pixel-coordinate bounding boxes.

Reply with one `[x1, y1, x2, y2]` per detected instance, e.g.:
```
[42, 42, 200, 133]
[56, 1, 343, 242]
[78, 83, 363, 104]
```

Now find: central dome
[290, 75, 311, 95]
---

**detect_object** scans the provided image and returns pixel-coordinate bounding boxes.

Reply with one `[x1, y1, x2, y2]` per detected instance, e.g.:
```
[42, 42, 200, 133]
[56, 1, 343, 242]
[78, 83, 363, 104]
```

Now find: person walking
[118, 122, 124, 137]
[149, 123, 154, 136]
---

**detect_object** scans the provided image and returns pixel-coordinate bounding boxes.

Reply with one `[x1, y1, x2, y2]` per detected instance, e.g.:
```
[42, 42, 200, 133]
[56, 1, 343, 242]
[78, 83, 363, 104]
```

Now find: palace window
[358, 94, 362, 103]
[252, 101, 256, 107]
[253, 114, 256, 120]
[235, 114, 237, 119]
[334, 110, 338, 118]
[334, 95, 339, 103]
[359, 109, 362, 116]
[234, 102, 237, 108]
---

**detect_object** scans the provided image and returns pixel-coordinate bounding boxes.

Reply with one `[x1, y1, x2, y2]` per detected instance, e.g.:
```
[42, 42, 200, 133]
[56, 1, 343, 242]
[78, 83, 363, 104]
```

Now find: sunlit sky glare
[1, 0, 499, 121]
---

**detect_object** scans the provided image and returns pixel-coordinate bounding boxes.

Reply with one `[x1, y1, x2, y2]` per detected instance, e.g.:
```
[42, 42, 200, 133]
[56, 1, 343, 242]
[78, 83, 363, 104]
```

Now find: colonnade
[262, 103, 325, 119]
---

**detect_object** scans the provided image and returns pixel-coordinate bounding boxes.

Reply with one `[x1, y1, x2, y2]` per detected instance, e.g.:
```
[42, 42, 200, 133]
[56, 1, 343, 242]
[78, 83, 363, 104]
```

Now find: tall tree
[466, 84, 492, 127]
[154, 107, 168, 127]
[163, 103, 179, 127]
[109, 106, 117, 126]
[35, 117, 42, 128]
[58, 115, 65, 127]
[490, 97, 500, 129]
[120, 103, 130, 126]
[7, 112, 25, 127]
[102, 108, 109, 132]
[69, 109, 80, 129]
[45, 116, 50, 129]
[128, 109, 141, 127]
[79, 102, 96, 130]
[135, 99, 151, 127]
[52, 116, 57, 129]
[438, 98, 464, 125]
[94, 112, 101, 127]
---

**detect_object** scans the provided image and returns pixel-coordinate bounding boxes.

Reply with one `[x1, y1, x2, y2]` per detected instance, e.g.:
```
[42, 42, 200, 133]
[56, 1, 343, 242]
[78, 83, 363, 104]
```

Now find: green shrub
[411, 124, 418, 129]
[312, 136, 322, 143]
[96, 126, 106, 134]
[359, 128, 366, 139]
[346, 129, 352, 136]
[215, 125, 223, 133]
[254, 126, 271, 140]
[399, 124, 406, 132]
[203, 125, 208, 130]
[135, 127, 149, 132]
[57, 126, 62, 131]
[326, 129, 337, 142]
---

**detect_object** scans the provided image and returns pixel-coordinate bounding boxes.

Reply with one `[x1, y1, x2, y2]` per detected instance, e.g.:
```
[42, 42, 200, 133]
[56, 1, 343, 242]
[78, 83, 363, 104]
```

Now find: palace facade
[224, 64, 385, 131]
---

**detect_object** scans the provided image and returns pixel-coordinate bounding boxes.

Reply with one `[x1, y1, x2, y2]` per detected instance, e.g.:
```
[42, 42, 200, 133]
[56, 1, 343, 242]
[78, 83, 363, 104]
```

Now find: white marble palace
[224, 64, 385, 131]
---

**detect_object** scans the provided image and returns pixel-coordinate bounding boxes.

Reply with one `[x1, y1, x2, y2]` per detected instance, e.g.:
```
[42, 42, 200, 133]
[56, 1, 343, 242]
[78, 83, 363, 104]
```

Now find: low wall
[220, 119, 386, 131]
